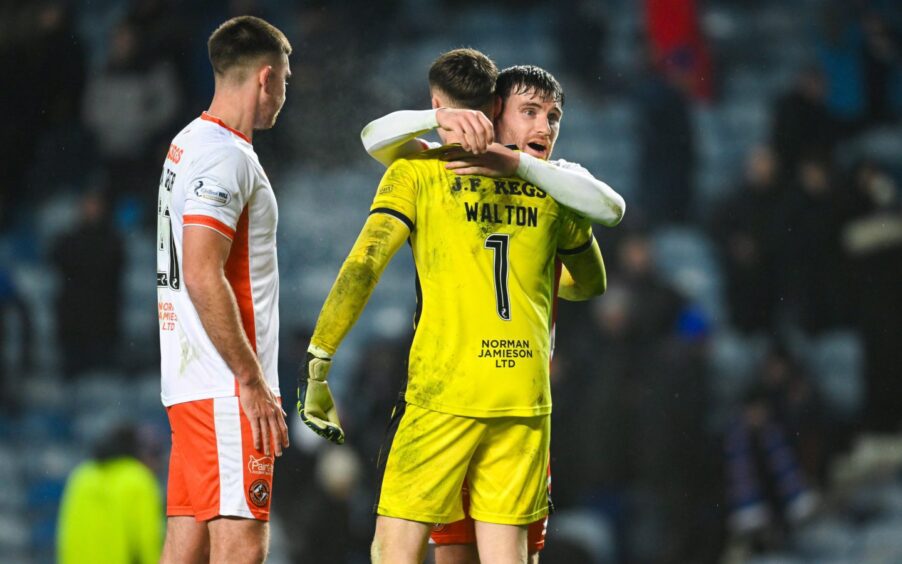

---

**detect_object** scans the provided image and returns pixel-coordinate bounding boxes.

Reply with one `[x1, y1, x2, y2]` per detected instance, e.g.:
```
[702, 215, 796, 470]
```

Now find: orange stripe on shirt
[225, 207, 256, 394]
[184, 215, 236, 240]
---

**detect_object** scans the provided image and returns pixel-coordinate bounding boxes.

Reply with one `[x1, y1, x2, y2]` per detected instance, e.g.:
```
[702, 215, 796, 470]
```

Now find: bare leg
[474, 521, 528, 564]
[208, 517, 269, 564]
[435, 543, 481, 564]
[372, 515, 433, 564]
[161, 516, 209, 564]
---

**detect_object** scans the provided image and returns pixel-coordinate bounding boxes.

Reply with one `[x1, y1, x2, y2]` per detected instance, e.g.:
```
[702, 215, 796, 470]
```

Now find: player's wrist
[307, 343, 332, 360]
[516, 151, 536, 179]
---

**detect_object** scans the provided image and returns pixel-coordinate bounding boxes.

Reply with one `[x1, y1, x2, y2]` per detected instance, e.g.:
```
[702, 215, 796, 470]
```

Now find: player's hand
[436, 108, 494, 154]
[297, 348, 345, 444]
[238, 375, 289, 457]
[442, 143, 520, 177]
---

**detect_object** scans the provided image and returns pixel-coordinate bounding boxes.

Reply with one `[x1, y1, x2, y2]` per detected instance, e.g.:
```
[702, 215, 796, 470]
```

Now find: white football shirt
[157, 112, 280, 406]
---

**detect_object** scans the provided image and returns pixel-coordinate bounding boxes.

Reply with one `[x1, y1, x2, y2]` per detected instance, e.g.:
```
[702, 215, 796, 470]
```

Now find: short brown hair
[496, 65, 565, 107]
[428, 48, 498, 109]
[208, 16, 291, 77]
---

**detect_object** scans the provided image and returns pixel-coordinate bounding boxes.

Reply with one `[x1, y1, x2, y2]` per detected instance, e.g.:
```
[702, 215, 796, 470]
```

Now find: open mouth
[527, 142, 547, 154]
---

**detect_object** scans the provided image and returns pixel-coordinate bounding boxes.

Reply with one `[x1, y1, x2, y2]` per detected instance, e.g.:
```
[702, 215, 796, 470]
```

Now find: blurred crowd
[2, 0, 902, 563]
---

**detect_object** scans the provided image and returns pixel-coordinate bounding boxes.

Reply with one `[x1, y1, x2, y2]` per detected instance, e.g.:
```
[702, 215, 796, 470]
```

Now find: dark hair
[93, 423, 139, 461]
[208, 16, 291, 77]
[496, 65, 565, 107]
[428, 48, 498, 109]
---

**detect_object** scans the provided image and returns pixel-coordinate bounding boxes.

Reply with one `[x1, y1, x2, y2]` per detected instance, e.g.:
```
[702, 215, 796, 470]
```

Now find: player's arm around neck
[518, 153, 625, 227]
[360, 109, 439, 166]
[361, 108, 494, 166]
[310, 213, 410, 354]
[558, 239, 606, 301]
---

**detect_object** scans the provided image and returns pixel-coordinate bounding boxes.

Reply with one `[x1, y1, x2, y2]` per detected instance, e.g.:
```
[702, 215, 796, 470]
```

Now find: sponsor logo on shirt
[193, 180, 231, 206]
[167, 144, 183, 164]
[248, 455, 274, 475]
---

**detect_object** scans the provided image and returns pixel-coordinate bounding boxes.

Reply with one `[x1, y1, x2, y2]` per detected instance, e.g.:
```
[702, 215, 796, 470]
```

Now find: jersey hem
[161, 386, 281, 407]
[376, 504, 465, 525]
[469, 506, 549, 526]
[405, 395, 552, 418]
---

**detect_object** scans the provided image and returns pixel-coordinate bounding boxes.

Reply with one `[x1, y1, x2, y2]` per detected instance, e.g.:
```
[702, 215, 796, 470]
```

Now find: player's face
[257, 54, 290, 129]
[495, 88, 562, 161]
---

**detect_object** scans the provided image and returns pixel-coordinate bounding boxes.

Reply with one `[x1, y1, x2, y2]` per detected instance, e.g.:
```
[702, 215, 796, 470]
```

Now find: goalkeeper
[299, 50, 609, 563]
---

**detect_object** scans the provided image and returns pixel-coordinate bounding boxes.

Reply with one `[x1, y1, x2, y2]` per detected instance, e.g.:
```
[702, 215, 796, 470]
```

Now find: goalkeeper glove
[297, 345, 345, 444]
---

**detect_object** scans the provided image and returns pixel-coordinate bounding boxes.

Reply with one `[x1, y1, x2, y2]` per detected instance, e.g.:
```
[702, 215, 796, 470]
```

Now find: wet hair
[428, 48, 498, 109]
[496, 65, 565, 107]
[208, 16, 291, 78]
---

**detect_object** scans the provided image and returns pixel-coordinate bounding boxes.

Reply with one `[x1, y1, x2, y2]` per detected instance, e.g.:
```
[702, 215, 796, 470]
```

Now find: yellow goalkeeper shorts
[374, 401, 550, 525]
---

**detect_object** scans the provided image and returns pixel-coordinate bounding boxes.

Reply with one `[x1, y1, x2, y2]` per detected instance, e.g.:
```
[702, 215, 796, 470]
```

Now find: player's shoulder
[386, 144, 452, 177]
[408, 143, 455, 161]
[180, 120, 255, 168]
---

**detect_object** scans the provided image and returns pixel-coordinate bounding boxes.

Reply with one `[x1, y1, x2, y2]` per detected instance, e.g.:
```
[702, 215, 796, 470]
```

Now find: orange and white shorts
[166, 397, 276, 522]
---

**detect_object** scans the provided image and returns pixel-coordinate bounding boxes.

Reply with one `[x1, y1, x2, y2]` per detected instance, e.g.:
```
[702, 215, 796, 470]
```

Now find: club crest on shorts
[248, 479, 271, 507]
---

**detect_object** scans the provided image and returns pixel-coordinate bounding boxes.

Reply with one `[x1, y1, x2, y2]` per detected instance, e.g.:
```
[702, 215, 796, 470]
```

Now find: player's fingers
[463, 117, 486, 154]
[259, 415, 271, 456]
[471, 115, 492, 153]
[267, 414, 282, 457]
[458, 127, 475, 153]
[249, 415, 262, 452]
[277, 409, 289, 448]
[444, 160, 474, 170]
[449, 166, 485, 176]
[440, 148, 471, 161]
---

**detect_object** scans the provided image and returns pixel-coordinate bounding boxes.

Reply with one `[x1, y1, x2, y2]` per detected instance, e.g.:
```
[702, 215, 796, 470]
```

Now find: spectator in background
[860, 9, 901, 125]
[50, 190, 124, 377]
[125, 0, 192, 107]
[555, 0, 608, 90]
[0, 267, 33, 412]
[724, 356, 819, 553]
[771, 66, 840, 182]
[555, 232, 715, 564]
[644, 0, 715, 102]
[344, 335, 410, 461]
[634, 52, 696, 225]
[82, 20, 180, 210]
[57, 423, 163, 564]
[777, 156, 847, 334]
[709, 146, 783, 334]
[0, 1, 86, 226]
[756, 345, 828, 482]
[840, 160, 902, 432]
[816, 3, 868, 130]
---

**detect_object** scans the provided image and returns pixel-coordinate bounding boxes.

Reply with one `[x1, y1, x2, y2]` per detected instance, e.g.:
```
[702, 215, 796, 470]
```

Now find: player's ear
[259, 64, 273, 90]
[493, 95, 502, 119]
[431, 95, 441, 110]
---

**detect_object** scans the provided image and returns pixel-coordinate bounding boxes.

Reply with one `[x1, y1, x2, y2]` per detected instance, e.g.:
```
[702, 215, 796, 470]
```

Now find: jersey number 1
[485, 234, 511, 321]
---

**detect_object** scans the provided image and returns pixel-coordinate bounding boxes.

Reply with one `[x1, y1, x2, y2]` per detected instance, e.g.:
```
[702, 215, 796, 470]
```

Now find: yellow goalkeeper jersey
[371, 147, 593, 417]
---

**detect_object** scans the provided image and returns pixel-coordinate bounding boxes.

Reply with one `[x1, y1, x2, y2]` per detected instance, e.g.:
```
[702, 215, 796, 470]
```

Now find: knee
[222, 542, 266, 564]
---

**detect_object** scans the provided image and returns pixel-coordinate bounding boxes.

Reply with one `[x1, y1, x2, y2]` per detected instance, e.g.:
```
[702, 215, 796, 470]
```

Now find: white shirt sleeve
[183, 146, 253, 240]
[360, 109, 439, 167]
[518, 154, 626, 226]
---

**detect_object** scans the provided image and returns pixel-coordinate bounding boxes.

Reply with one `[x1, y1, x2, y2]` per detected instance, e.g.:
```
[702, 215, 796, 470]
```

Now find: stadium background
[2, 0, 902, 562]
